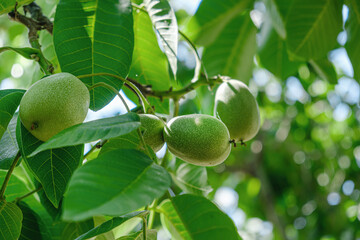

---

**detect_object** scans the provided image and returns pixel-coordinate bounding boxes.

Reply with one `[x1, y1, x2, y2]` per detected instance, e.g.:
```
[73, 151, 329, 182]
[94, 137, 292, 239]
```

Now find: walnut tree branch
[8, 2, 54, 74]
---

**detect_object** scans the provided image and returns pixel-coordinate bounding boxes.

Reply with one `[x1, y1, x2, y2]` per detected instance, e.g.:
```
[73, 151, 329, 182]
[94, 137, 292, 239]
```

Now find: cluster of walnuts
[19, 73, 260, 166]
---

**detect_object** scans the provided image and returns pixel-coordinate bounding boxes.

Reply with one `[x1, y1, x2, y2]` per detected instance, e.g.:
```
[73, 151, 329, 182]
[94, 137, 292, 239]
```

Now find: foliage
[0, 0, 360, 239]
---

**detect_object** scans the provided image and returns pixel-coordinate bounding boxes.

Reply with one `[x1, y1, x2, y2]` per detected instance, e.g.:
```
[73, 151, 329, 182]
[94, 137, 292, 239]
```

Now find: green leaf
[63, 149, 171, 221]
[0, 47, 40, 60]
[345, 0, 360, 81]
[0, 170, 29, 202]
[53, 0, 134, 111]
[159, 194, 241, 240]
[172, 162, 212, 196]
[264, 0, 293, 38]
[99, 131, 141, 156]
[202, 13, 256, 82]
[0, 200, 23, 240]
[127, 10, 170, 114]
[0, 114, 19, 170]
[18, 201, 51, 240]
[0, 0, 32, 15]
[258, 25, 301, 80]
[16, 119, 84, 208]
[0, 89, 25, 139]
[144, 0, 178, 76]
[309, 58, 337, 84]
[29, 113, 141, 156]
[185, 0, 254, 46]
[117, 229, 157, 240]
[61, 219, 94, 240]
[285, 0, 343, 60]
[75, 211, 146, 240]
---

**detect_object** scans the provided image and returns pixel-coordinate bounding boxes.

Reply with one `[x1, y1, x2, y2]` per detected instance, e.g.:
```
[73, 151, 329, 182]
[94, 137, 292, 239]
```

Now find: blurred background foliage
[1, 0, 360, 239]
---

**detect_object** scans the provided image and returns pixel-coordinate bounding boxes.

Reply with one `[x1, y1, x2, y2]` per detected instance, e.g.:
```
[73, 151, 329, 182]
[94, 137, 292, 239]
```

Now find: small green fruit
[164, 114, 231, 166]
[19, 72, 90, 141]
[214, 79, 260, 142]
[139, 114, 165, 152]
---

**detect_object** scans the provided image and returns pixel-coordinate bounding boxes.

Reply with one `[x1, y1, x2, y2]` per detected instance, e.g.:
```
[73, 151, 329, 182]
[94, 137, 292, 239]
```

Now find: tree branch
[8, 2, 54, 74]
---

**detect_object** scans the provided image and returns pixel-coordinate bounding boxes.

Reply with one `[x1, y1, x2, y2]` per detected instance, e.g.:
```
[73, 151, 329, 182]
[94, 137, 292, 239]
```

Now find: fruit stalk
[0, 151, 21, 200]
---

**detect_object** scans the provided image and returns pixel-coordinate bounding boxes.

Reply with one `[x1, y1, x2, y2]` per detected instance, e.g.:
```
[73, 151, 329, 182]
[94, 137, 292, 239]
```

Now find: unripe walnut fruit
[214, 79, 260, 142]
[164, 114, 231, 166]
[139, 114, 165, 152]
[19, 72, 90, 141]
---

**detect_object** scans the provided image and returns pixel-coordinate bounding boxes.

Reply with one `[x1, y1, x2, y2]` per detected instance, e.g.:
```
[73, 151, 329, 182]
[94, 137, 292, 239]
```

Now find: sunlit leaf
[159, 194, 241, 240]
[75, 211, 147, 240]
[286, 0, 343, 60]
[185, 0, 254, 46]
[54, 0, 134, 110]
[29, 113, 140, 156]
[144, 0, 178, 77]
[202, 13, 256, 82]
[127, 10, 170, 114]
[63, 149, 171, 221]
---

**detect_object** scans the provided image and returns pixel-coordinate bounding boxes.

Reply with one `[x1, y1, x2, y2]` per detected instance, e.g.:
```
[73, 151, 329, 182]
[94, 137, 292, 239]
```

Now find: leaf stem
[126, 74, 223, 100]
[0, 151, 21, 200]
[142, 215, 147, 240]
[88, 82, 130, 112]
[77, 73, 153, 114]
[147, 198, 158, 229]
[14, 186, 42, 203]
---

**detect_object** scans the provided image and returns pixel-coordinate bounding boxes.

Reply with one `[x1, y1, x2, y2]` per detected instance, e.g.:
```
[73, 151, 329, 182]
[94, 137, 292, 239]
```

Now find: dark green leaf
[285, 0, 343, 60]
[258, 25, 301, 80]
[117, 229, 157, 240]
[63, 149, 171, 221]
[202, 13, 256, 82]
[309, 58, 337, 84]
[159, 194, 241, 240]
[0, 113, 19, 169]
[29, 113, 141, 156]
[75, 211, 147, 240]
[16, 119, 83, 208]
[18, 201, 51, 240]
[0, 89, 25, 139]
[144, 0, 178, 76]
[127, 10, 170, 114]
[53, 0, 134, 111]
[345, 0, 360, 81]
[61, 219, 94, 240]
[185, 0, 254, 46]
[172, 162, 212, 196]
[0, 200, 23, 240]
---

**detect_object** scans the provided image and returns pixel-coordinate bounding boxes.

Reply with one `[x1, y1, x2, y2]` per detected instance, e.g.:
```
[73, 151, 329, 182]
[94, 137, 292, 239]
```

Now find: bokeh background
[1, 0, 360, 239]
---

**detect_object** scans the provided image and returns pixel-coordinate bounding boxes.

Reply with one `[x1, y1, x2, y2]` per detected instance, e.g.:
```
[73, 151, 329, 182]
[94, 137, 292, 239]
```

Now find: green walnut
[164, 114, 231, 166]
[19, 72, 90, 142]
[139, 114, 165, 152]
[214, 79, 260, 143]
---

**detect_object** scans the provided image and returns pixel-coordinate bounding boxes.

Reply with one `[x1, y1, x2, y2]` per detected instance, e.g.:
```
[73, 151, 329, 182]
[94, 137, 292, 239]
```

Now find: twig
[8, 3, 54, 74]
[14, 186, 42, 203]
[0, 151, 21, 200]
[125, 74, 223, 100]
